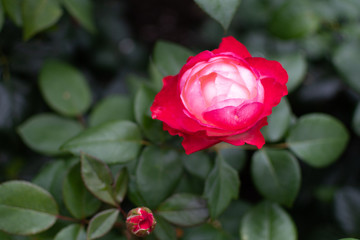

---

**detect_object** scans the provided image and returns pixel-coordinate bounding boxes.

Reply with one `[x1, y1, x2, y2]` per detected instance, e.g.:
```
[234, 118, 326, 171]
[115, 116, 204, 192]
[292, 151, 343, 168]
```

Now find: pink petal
[261, 77, 288, 115]
[212, 36, 252, 59]
[246, 57, 288, 85]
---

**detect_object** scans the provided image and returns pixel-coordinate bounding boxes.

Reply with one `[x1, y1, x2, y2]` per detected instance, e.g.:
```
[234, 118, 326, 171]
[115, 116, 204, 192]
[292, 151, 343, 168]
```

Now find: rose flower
[151, 36, 288, 154]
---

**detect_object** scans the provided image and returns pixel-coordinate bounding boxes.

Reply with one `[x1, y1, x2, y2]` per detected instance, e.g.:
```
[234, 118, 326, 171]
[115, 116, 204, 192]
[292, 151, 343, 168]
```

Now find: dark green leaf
[62, 0, 95, 33]
[174, 172, 204, 195]
[0, 180, 58, 235]
[183, 223, 230, 240]
[81, 154, 116, 206]
[251, 149, 301, 206]
[89, 95, 133, 127]
[39, 60, 91, 117]
[134, 85, 167, 143]
[182, 152, 212, 179]
[157, 193, 209, 227]
[203, 153, 240, 219]
[275, 53, 307, 93]
[113, 168, 128, 203]
[63, 163, 101, 219]
[335, 187, 360, 235]
[286, 113, 349, 167]
[218, 148, 247, 171]
[87, 209, 119, 240]
[152, 215, 177, 240]
[62, 120, 142, 164]
[153, 41, 193, 76]
[240, 201, 297, 240]
[54, 224, 86, 240]
[136, 146, 182, 209]
[127, 175, 147, 207]
[269, 1, 320, 39]
[194, 0, 241, 30]
[333, 41, 360, 95]
[0, 0, 4, 32]
[352, 102, 360, 136]
[339, 239, 360, 240]
[2, 0, 22, 26]
[148, 59, 164, 91]
[22, 0, 62, 40]
[18, 114, 83, 155]
[261, 98, 291, 142]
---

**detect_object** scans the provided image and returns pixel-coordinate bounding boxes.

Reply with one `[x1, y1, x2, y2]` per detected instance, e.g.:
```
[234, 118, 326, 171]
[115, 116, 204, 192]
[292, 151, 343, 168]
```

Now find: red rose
[126, 207, 156, 237]
[151, 36, 288, 154]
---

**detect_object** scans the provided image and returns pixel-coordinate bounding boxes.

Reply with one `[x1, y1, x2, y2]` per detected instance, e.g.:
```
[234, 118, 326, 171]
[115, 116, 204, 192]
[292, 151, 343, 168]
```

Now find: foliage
[0, 0, 359, 239]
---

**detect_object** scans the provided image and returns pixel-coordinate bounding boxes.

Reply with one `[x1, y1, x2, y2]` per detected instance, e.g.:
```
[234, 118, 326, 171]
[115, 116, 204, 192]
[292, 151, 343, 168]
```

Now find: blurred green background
[1, 0, 360, 239]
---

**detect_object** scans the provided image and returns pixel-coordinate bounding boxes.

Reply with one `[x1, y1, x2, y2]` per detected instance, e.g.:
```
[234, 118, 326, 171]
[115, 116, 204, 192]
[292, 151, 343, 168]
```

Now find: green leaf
[113, 168, 128, 203]
[152, 215, 177, 240]
[87, 209, 119, 240]
[275, 53, 307, 93]
[153, 41, 193, 76]
[157, 193, 209, 227]
[261, 98, 291, 142]
[183, 223, 230, 240]
[333, 41, 360, 95]
[352, 102, 360, 136]
[136, 146, 183, 209]
[203, 153, 240, 219]
[335, 187, 360, 235]
[194, 0, 241, 30]
[18, 114, 83, 155]
[218, 148, 247, 171]
[240, 201, 297, 240]
[339, 239, 360, 240]
[134, 85, 167, 143]
[89, 95, 133, 127]
[39, 60, 91, 117]
[269, 0, 320, 39]
[54, 224, 86, 240]
[63, 163, 101, 219]
[182, 152, 212, 180]
[61, 0, 96, 33]
[0, 180, 58, 235]
[22, 0, 62, 40]
[286, 113, 349, 167]
[0, 0, 4, 32]
[148, 59, 164, 91]
[251, 149, 301, 207]
[81, 154, 116, 206]
[62, 120, 142, 164]
[2, 0, 22, 26]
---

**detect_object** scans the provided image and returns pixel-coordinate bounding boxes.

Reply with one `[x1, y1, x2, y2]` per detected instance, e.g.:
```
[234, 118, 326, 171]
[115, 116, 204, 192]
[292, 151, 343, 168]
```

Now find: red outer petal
[151, 75, 205, 133]
[261, 77, 288, 116]
[181, 132, 221, 154]
[212, 36, 252, 59]
[246, 57, 288, 85]
[221, 117, 268, 148]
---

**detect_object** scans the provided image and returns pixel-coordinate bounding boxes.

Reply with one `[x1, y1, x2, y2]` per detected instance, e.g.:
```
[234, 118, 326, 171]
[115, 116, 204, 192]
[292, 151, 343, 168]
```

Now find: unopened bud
[126, 207, 156, 237]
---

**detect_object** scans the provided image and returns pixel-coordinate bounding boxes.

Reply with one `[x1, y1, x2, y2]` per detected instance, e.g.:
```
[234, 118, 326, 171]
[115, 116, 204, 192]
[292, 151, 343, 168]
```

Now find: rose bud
[151, 36, 288, 154]
[126, 207, 156, 237]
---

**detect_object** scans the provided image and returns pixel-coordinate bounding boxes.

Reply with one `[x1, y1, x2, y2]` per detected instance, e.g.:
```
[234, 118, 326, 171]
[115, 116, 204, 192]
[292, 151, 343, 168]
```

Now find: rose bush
[151, 36, 288, 154]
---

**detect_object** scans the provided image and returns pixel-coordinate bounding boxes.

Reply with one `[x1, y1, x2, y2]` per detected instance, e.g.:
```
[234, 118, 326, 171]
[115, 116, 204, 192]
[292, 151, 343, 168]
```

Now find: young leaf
[18, 114, 83, 155]
[2, 0, 22, 26]
[54, 224, 86, 240]
[89, 95, 133, 127]
[157, 193, 209, 227]
[194, 0, 241, 31]
[134, 85, 167, 143]
[39, 60, 91, 117]
[113, 168, 129, 203]
[153, 41, 193, 76]
[87, 209, 119, 240]
[136, 146, 183, 209]
[240, 201, 297, 240]
[81, 154, 116, 206]
[203, 153, 240, 219]
[62, 0, 96, 33]
[22, 0, 63, 40]
[261, 98, 291, 143]
[62, 120, 142, 164]
[286, 113, 349, 167]
[335, 187, 360, 235]
[63, 163, 101, 219]
[251, 149, 301, 207]
[0, 180, 58, 235]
